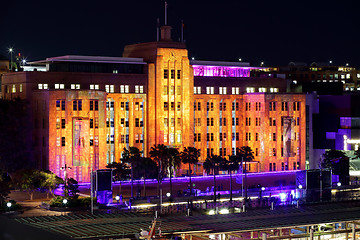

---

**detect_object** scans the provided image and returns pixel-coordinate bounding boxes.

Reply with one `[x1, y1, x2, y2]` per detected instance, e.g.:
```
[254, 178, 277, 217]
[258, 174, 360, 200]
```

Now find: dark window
[164, 102, 168, 111]
[171, 69, 175, 79]
[177, 70, 181, 79]
[61, 119, 65, 129]
[90, 119, 94, 128]
[61, 137, 65, 147]
[164, 69, 168, 79]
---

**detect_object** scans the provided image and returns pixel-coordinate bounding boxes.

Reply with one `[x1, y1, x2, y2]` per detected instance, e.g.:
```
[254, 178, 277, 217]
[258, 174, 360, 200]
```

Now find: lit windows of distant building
[12, 85, 16, 93]
[71, 84, 80, 90]
[357, 74, 360, 79]
[55, 84, 65, 89]
[292, 80, 297, 84]
[194, 86, 201, 94]
[346, 74, 350, 79]
[135, 85, 144, 93]
[19, 84, 23, 92]
[246, 87, 255, 93]
[259, 87, 267, 92]
[270, 88, 278, 93]
[38, 83, 49, 90]
[219, 87, 227, 94]
[206, 87, 214, 94]
[120, 85, 129, 93]
[90, 84, 99, 90]
[232, 87, 240, 94]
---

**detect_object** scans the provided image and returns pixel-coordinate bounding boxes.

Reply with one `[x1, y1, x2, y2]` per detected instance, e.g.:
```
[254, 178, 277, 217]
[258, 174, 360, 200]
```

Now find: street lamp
[6, 202, 12, 211]
[166, 192, 171, 198]
[63, 198, 68, 205]
[337, 182, 341, 187]
[61, 164, 72, 197]
[8, 48, 13, 71]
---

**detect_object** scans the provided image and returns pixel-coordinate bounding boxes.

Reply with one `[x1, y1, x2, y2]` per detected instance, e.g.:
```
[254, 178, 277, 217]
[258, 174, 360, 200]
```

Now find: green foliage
[1, 199, 21, 212]
[40, 170, 64, 198]
[321, 149, 349, 170]
[65, 178, 79, 199]
[107, 162, 130, 181]
[13, 169, 45, 200]
[49, 196, 96, 208]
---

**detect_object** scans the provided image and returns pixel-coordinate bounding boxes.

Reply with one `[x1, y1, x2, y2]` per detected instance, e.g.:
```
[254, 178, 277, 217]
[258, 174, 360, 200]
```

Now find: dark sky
[1, 0, 358, 67]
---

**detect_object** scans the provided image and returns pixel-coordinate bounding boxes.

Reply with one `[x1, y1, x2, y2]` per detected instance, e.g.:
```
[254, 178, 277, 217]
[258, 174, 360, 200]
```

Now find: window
[164, 69, 168, 79]
[171, 69, 175, 79]
[259, 87, 266, 92]
[90, 100, 99, 111]
[194, 86, 201, 94]
[38, 83, 49, 90]
[177, 86, 181, 95]
[61, 119, 65, 129]
[177, 102, 181, 111]
[255, 102, 261, 111]
[164, 102, 168, 111]
[135, 85, 144, 93]
[198, 102, 201, 111]
[71, 84, 80, 90]
[281, 102, 288, 111]
[273, 148, 276, 156]
[90, 136, 94, 146]
[56, 118, 60, 129]
[177, 70, 181, 79]
[269, 102, 276, 111]
[170, 86, 175, 95]
[293, 101, 300, 111]
[12, 85, 16, 93]
[171, 118, 175, 127]
[256, 117, 261, 126]
[219, 87, 227, 94]
[273, 133, 276, 141]
[246, 102, 251, 111]
[270, 88, 278, 93]
[171, 102, 175, 111]
[246, 87, 255, 93]
[120, 85, 129, 93]
[232, 87, 240, 94]
[206, 87, 214, 94]
[73, 100, 82, 111]
[256, 133, 258, 141]
[90, 84, 99, 90]
[61, 137, 65, 147]
[90, 119, 94, 128]
[19, 84, 23, 92]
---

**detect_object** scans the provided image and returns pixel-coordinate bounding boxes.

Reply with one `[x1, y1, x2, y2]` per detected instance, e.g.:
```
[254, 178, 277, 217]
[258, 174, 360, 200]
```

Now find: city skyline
[2, 0, 358, 67]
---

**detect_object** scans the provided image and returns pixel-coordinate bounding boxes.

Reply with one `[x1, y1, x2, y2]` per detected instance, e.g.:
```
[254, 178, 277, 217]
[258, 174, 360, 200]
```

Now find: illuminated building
[1, 26, 307, 182]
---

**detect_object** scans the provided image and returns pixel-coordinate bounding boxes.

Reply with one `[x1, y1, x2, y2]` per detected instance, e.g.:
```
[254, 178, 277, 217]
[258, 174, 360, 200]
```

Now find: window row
[37, 83, 145, 93]
[164, 102, 182, 111]
[163, 85, 181, 95]
[6, 84, 23, 93]
[163, 69, 181, 79]
[194, 86, 279, 94]
[164, 118, 182, 127]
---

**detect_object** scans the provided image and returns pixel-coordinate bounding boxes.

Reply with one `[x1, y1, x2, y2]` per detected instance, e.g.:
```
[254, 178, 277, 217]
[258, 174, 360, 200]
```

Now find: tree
[14, 169, 45, 200]
[203, 155, 226, 202]
[122, 147, 141, 198]
[180, 147, 200, 196]
[227, 154, 241, 201]
[150, 144, 170, 199]
[65, 178, 79, 199]
[106, 161, 130, 194]
[0, 174, 11, 206]
[133, 157, 158, 197]
[41, 171, 64, 199]
[166, 148, 181, 196]
[321, 149, 349, 185]
[237, 146, 255, 200]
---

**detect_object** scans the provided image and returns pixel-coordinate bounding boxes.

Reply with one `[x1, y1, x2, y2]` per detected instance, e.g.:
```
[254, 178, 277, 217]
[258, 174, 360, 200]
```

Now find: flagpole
[165, 2, 168, 25]
[181, 20, 184, 42]
[157, 18, 160, 41]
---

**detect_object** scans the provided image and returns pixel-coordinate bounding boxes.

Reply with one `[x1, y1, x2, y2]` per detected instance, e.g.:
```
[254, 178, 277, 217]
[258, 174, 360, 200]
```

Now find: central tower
[123, 25, 194, 154]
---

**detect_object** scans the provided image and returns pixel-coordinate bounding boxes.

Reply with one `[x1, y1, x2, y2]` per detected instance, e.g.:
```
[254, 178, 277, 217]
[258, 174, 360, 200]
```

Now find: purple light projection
[193, 65, 251, 78]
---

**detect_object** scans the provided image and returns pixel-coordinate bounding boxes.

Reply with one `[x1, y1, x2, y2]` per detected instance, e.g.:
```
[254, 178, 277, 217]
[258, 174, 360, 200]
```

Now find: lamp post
[6, 202, 12, 211]
[8, 48, 13, 71]
[61, 164, 72, 197]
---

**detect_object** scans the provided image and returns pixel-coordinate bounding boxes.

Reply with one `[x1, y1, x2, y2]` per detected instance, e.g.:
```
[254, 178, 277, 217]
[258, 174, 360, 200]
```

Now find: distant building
[2, 26, 307, 182]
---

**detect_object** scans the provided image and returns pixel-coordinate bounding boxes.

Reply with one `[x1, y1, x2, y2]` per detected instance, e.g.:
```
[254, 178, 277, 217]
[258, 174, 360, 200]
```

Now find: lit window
[90, 84, 99, 90]
[206, 87, 214, 94]
[105, 85, 110, 93]
[357, 74, 360, 79]
[194, 86, 201, 94]
[38, 84, 43, 89]
[19, 84, 22, 92]
[55, 84, 60, 89]
[110, 85, 115, 93]
[292, 80, 297, 84]
[346, 74, 350, 79]
[246, 87, 255, 93]
[232, 87, 240, 94]
[12, 85, 16, 93]
[270, 88, 278, 93]
[135, 85, 144, 93]
[60, 84, 64, 89]
[164, 134, 168, 143]
[341, 74, 345, 79]
[259, 87, 266, 92]
[219, 87, 227, 94]
[71, 84, 80, 89]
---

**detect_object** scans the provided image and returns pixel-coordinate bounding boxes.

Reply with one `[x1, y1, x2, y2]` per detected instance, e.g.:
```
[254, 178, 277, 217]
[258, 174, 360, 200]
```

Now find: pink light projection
[193, 65, 251, 78]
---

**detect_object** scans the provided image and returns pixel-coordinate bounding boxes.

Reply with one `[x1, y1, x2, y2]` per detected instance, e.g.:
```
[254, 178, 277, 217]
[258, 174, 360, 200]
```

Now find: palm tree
[180, 147, 200, 196]
[106, 161, 130, 195]
[133, 157, 158, 197]
[150, 144, 169, 199]
[237, 146, 254, 200]
[227, 155, 240, 202]
[203, 155, 226, 202]
[166, 148, 181, 196]
[122, 147, 141, 198]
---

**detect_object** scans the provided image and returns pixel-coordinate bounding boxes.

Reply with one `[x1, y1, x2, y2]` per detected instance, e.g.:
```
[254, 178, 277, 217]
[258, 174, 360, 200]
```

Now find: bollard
[271, 202, 274, 210]
[155, 210, 158, 218]
[242, 205, 246, 212]
[296, 200, 299, 208]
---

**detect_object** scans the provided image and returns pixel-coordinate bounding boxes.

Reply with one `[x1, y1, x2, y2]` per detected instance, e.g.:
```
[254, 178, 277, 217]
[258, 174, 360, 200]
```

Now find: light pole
[8, 48, 13, 71]
[6, 202, 12, 211]
[61, 164, 72, 197]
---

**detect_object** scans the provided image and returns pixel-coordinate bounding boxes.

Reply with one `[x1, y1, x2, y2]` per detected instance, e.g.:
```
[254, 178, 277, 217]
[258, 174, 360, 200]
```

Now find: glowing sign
[193, 65, 250, 78]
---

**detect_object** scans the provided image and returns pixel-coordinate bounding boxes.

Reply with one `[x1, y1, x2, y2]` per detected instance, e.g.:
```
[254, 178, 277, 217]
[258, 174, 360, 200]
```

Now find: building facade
[1, 28, 308, 182]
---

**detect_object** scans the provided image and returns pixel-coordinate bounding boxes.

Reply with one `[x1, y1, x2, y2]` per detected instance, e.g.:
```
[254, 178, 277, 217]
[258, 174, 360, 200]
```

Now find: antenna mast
[157, 18, 160, 41]
[165, 2, 168, 25]
[181, 20, 184, 42]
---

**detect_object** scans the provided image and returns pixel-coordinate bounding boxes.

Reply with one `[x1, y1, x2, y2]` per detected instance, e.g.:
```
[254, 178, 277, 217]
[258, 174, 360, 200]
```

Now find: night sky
[1, 0, 358, 67]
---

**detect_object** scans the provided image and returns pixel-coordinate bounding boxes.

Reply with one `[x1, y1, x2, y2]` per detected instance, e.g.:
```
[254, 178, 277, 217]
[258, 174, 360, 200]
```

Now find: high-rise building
[1, 26, 307, 182]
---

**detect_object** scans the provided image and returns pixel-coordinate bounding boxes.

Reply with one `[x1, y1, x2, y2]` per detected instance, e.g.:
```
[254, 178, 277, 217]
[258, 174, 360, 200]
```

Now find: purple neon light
[193, 65, 251, 78]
